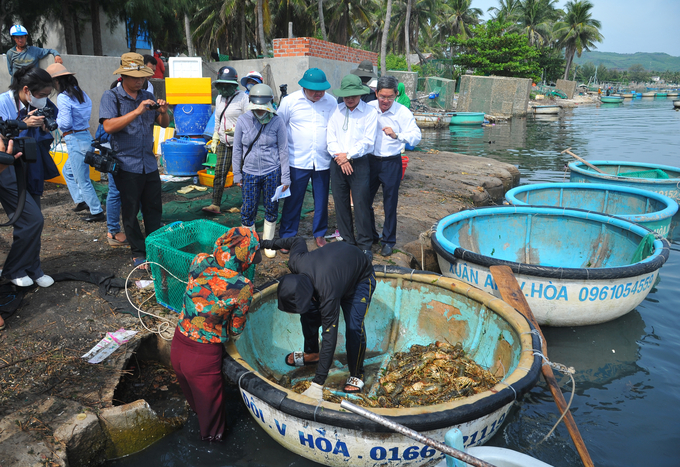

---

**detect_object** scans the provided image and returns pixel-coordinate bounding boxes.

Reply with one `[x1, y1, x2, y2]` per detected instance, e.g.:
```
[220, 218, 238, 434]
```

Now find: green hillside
[573, 51, 680, 72]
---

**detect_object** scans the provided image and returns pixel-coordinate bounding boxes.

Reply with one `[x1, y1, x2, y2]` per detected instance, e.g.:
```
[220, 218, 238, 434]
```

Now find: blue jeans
[106, 175, 122, 234]
[280, 167, 330, 238]
[63, 132, 103, 215]
[241, 168, 281, 226]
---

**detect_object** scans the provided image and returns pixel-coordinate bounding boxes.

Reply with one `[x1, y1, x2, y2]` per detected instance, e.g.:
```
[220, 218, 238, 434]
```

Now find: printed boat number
[577, 274, 654, 302]
[243, 391, 507, 462]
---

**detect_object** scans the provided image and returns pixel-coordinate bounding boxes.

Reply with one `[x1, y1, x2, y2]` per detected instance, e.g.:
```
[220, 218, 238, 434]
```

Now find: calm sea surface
[111, 97, 680, 467]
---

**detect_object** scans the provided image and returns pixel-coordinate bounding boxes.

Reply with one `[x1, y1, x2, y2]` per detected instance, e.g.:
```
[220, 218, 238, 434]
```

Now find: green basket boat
[449, 112, 485, 126]
[600, 96, 624, 104]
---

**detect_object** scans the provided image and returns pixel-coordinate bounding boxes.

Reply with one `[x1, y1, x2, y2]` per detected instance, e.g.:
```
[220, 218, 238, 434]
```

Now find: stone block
[402, 239, 441, 273]
[53, 412, 107, 466]
[389, 70, 418, 100]
[457, 75, 532, 117]
[556, 79, 577, 99]
[99, 399, 176, 459]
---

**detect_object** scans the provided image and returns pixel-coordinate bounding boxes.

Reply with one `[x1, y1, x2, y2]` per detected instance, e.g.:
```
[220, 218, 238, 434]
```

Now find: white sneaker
[35, 275, 54, 288]
[11, 276, 34, 287]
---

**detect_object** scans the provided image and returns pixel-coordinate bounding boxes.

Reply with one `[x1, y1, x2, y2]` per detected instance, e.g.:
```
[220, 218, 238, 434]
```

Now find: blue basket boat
[432, 206, 670, 327]
[568, 160, 680, 203]
[600, 96, 624, 104]
[505, 183, 678, 237]
[449, 112, 485, 125]
[223, 268, 541, 467]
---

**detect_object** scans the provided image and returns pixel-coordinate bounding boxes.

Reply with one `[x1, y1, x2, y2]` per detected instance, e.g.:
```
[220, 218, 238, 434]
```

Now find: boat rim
[568, 160, 680, 183]
[223, 266, 542, 433]
[432, 206, 670, 281]
[505, 182, 679, 221]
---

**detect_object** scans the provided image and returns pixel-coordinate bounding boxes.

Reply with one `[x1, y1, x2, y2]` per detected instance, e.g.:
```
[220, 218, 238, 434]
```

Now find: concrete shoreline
[0, 151, 519, 466]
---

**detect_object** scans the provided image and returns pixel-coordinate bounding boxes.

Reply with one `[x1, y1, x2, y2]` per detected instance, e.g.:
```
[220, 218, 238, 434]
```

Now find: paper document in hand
[271, 185, 291, 202]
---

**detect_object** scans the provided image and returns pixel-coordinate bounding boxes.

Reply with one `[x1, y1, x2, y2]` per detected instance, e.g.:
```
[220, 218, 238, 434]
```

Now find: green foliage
[628, 64, 650, 83]
[448, 20, 541, 82]
[383, 54, 421, 74]
[574, 51, 680, 73]
[536, 46, 565, 83]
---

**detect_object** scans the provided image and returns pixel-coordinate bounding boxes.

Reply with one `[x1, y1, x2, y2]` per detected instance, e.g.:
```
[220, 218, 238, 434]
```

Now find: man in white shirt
[327, 74, 378, 259]
[278, 68, 338, 248]
[368, 76, 422, 257]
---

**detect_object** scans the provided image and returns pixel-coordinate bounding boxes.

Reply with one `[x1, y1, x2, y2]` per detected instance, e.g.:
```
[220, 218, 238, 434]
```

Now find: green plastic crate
[146, 220, 232, 312]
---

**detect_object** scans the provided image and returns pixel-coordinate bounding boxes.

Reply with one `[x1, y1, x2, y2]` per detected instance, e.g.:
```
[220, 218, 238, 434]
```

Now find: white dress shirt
[278, 89, 337, 170]
[368, 100, 422, 157]
[327, 100, 378, 160]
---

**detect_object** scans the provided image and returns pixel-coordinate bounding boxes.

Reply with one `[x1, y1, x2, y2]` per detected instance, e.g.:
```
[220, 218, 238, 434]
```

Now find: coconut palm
[381, 0, 394, 74]
[325, 0, 373, 46]
[439, 0, 482, 41]
[553, 0, 602, 80]
[516, 0, 561, 46]
[487, 0, 521, 24]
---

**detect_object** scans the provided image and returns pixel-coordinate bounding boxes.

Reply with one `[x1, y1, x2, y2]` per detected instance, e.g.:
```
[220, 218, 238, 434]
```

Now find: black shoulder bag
[240, 122, 267, 170]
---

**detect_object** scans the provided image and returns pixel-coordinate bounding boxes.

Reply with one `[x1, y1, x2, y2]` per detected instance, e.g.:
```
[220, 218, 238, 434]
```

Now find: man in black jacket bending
[262, 237, 376, 398]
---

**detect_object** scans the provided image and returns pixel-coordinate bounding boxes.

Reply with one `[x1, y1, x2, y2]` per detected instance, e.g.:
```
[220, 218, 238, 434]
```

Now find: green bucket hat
[333, 74, 371, 98]
[298, 68, 331, 91]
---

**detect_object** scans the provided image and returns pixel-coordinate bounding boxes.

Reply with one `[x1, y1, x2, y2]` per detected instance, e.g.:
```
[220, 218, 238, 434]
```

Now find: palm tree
[553, 0, 602, 80]
[381, 0, 394, 75]
[405, 0, 413, 71]
[440, 0, 482, 41]
[325, 0, 372, 46]
[487, 0, 521, 23]
[517, 0, 560, 46]
[318, 0, 327, 41]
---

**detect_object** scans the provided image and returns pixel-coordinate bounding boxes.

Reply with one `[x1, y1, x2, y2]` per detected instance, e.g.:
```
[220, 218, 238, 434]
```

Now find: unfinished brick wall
[273, 38, 377, 65]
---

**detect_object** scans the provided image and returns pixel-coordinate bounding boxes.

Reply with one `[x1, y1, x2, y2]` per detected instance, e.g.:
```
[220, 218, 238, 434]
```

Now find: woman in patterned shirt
[170, 227, 261, 441]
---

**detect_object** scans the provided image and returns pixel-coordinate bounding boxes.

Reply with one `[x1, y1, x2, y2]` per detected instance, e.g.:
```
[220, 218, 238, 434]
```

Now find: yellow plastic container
[153, 125, 175, 155]
[197, 169, 233, 188]
[46, 150, 101, 185]
[165, 78, 212, 104]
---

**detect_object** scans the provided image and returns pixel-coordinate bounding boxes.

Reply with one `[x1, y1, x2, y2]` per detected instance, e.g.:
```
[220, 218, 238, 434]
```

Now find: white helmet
[10, 25, 28, 36]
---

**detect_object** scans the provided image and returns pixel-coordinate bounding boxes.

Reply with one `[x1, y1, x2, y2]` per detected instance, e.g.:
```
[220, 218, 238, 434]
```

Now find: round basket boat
[223, 268, 541, 467]
[568, 160, 680, 203]
[432, 206, 670, 327]
[600, 96, 623, 104]
[449, 112, 485, 126]
[673, 99, 680, 109]
[505, 183, 679, 237]
[532, 105, 561, 115]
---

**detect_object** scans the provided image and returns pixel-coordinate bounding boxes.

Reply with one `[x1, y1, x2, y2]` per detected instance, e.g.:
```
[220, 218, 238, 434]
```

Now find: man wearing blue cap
[6, 25, 62, 77]
[278, 68, 338, 249]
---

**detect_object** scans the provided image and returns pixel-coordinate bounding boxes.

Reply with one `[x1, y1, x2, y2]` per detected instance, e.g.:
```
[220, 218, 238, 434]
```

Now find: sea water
[110, 97, 680, 466]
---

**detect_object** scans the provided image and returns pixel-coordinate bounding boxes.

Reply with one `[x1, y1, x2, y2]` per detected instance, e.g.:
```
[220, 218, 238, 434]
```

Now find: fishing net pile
[290, 342, 501, 408]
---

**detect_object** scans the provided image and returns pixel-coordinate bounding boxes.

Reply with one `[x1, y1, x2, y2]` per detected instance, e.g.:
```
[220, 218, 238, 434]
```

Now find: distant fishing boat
[655, 92, 668, 98]
[673, 99, 680, 109]
[568, 160, 680, 202]
[432, 206, 670, 327]
[505, 182, 678, 237]
[223, 268, 541, 467]
[449, 112, 485, 125]
[667, 92, 678, 97]
[641, 92, 656, 97]
[413, 112, 444, 129]
[600, 96, 624, 104]
[532, 105, 560, 115]
[621, 93, 635, 99]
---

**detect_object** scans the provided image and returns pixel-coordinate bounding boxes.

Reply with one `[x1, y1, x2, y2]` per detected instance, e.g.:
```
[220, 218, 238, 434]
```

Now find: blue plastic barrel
[173, 104, 213, 136]
[202, 110, 216, 141]
[161, 138, 207, 175]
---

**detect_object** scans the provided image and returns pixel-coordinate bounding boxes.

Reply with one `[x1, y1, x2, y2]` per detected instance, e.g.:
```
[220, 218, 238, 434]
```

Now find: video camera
[85, 140, 121, 175]
[0, 117, 38, 166]
[34, 107, 59, 132]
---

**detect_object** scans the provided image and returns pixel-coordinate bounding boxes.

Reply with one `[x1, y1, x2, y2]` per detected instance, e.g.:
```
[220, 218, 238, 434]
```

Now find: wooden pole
[489, 265, 595, 467]
[562, 147, 605, 174]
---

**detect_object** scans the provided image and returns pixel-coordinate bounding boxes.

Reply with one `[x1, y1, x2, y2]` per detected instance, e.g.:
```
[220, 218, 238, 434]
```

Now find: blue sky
[471, 0, 680, 57]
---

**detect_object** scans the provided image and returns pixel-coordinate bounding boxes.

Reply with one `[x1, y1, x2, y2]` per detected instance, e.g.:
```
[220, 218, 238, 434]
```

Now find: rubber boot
[263, 220, 277, 258]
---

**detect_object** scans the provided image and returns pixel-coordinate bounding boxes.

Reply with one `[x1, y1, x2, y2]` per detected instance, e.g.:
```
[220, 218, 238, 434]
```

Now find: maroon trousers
[171, 328, 226, 441]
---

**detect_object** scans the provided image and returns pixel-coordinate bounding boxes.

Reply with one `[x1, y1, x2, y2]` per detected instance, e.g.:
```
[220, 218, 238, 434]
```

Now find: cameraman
[0, 66, 59, 288]
[46, 63, 104, 222]
[99, 53, 169, 268]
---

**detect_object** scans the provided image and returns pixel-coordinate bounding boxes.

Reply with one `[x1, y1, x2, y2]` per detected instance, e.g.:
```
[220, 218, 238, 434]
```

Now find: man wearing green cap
[278, 68, 338, 249]
[327, 74, 378, 259]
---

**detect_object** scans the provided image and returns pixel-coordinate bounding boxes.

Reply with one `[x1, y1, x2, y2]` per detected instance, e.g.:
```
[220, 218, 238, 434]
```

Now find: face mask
[254, 111, 273, 125]
[246, 83, 255, 91]
[28, 91, 47, 109]
[218, 84, 237, 97]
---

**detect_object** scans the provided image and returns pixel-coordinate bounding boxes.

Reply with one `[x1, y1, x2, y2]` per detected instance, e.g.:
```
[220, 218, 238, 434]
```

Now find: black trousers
[0, 167, 45, 280]
[330, 156, 372, 251]
[368, 154, 402, 247]
[112, 169, 162, 258]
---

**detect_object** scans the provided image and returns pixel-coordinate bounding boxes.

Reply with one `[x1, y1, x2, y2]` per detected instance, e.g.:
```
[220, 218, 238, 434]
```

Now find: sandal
[285, 351, 319, 367]
[133, 257, 148, 271]
[107, 232, 128, 247]
[344, 376, 364, 394]
[202, 204, 222, 215]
